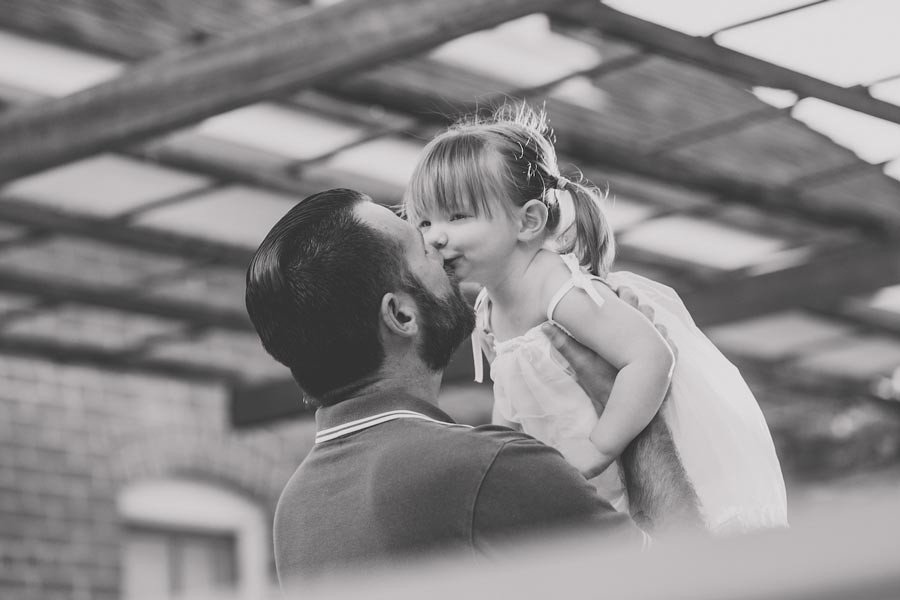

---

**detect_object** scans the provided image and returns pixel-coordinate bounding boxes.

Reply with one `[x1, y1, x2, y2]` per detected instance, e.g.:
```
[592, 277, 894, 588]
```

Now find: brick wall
[0, 356, 316, 600]
[2, 352, 899, 600]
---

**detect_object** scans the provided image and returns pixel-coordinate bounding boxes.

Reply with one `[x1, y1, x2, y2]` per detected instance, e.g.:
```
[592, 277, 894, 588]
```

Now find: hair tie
[556, 176, 571, 190]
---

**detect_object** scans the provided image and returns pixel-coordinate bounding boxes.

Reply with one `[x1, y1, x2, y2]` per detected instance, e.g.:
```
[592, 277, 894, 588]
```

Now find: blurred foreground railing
[175, 482, 900, 600]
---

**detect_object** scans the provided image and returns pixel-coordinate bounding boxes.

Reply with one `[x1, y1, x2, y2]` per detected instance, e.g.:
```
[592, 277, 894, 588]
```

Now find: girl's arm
[551, 280, 675, 473]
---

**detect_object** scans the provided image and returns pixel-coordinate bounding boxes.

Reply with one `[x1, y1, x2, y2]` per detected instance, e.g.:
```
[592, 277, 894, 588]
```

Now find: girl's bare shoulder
[532, 250, 574, 305]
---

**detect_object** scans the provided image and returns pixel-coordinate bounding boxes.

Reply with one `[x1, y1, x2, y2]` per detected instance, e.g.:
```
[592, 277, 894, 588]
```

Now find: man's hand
[543, 286, 703, 535]
[541, 286, 677, 413]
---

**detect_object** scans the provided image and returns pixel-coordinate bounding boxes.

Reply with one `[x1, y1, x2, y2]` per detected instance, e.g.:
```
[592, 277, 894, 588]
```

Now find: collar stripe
[315, 410, 473, 444]
[317, 409, 426, 438]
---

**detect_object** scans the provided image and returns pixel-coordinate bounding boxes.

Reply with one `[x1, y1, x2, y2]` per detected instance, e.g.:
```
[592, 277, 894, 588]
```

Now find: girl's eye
[418, 220, 431, 229]
[450, 214, 469, 222]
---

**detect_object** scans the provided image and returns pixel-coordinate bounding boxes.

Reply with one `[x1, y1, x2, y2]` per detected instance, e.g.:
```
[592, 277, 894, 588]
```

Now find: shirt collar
[315, 388, 457, 434]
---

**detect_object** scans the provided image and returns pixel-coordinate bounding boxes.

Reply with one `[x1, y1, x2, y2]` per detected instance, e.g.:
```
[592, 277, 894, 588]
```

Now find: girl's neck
[482, 245, 544, 309]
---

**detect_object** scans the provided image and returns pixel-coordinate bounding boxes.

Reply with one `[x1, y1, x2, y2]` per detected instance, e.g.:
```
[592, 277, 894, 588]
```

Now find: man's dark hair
[245, 189, 406, 404]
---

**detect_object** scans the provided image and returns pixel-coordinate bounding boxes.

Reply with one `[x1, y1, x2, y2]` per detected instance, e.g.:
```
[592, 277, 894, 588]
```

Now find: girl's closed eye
[450, 213, 471, 222]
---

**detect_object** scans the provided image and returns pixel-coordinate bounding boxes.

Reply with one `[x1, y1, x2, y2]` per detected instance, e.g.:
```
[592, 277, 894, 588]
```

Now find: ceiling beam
[0, 197, 894, 338]
[645, 106, 789, 156]
[0, 337, 238, 383]
[2, 2, 896, 237]
[0, 197, 254, 264]
[0, 267, 254, 331]
[0, 0, 573, 183]
[709, 0, 832, 35]
[684, 242, 900, 327]
[551, 3, 900, 126]
[324, 62, 900, 238]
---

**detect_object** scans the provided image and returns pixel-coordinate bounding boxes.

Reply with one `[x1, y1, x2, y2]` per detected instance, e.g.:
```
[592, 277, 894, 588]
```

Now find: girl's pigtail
[557, 176, 616, 277]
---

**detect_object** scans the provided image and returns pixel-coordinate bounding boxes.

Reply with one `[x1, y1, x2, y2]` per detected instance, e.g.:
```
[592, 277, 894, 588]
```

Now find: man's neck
[321, 366, 443, 408]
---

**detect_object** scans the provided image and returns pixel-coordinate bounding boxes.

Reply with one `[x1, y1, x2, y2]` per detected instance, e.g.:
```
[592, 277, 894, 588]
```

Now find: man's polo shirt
[273, 389, 642, 582]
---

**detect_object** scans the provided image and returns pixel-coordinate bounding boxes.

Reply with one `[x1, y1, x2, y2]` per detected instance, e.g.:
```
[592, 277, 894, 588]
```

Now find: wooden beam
[552, 3, 900, 126]
[0, 337, 238, 382]
[0, 0, 299, 61]
[685, 242, 900, 327]
[833, 302, 900, 338]
[0, 267, 254, 331]
[646, 106, 789, 155]
[709, 0, 832, 35]
[4, 2, 896, 237]
[324, 61, 900, 238]
[0, 0, 572, 183]
[0, 197, 254, 265]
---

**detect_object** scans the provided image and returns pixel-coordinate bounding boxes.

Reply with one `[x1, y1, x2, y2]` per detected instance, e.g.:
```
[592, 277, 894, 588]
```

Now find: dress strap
[471, 287, 490, 383]
[546, 253, 606, 322]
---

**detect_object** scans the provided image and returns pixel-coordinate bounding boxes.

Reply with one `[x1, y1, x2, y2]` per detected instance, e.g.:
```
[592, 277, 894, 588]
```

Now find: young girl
[402, 104, 788, 534]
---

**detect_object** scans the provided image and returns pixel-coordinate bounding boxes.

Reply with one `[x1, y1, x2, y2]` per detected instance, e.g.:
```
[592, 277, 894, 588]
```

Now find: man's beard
[403, 274, 476, 372]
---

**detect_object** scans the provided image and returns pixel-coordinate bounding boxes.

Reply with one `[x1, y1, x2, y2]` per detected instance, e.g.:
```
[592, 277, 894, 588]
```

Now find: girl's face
[415, 206, 519, 285]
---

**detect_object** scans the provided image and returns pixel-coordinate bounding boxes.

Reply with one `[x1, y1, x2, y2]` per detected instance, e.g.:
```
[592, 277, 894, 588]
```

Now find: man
[245, 189, 700, 585]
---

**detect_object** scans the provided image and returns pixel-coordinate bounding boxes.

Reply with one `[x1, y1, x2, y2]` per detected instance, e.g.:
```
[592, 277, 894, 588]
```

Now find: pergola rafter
[688, 242, 900, 327]
[0, 0, 896, 237]
[708, 0, 833, 36]
[324, 60, 900, 237]
[0, 197, 254, 264]
[0, 335, 240, 383]
[0, 0, 575, 182]
[551, 2, 900, 126]
[0, 266, 254, 331]
[0, 0, 895, 403]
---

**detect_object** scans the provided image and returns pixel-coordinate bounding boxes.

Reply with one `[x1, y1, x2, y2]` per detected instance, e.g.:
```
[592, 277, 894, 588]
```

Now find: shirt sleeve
[471, 436, 646, 552]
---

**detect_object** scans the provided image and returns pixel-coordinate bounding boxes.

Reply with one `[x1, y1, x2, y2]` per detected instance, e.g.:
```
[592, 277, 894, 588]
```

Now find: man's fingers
[655, 324, 678, 360]
[542, 323, 617, 408]
[541, 322, 572, 353]
[541, 323, 586, 370]
[617, 286, 639, 309]
[654, 323, 680, 361]
[618, 285, 655, 321]
[541, 323, 566, 350]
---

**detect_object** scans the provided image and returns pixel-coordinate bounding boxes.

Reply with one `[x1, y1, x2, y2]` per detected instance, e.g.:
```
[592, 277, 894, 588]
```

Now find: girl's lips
[442, 256, 461, 277]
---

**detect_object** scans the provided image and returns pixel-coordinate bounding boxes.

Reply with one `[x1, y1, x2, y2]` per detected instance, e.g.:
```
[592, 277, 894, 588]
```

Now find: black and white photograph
[1, 1, 899, 599]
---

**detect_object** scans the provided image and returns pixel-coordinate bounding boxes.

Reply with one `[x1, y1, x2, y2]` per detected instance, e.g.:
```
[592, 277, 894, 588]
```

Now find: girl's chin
[456, 271, 477, 284]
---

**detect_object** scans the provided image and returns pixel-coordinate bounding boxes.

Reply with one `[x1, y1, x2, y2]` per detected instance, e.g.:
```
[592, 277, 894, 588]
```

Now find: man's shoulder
[380, 420, 539, 465]
[377, 421, 573, 494]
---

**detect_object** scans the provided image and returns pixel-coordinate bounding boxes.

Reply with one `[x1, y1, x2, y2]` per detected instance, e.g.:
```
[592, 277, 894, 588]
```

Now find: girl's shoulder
[538, 252, 628, 325]
[533, 251, 615, 308]
[533, 250, 576, 305]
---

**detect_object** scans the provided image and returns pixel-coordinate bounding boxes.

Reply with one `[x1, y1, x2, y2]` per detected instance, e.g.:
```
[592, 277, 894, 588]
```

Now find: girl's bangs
[404, 134, 506, 222]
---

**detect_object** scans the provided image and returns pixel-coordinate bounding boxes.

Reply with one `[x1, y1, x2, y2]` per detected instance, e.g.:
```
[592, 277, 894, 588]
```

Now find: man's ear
[380, 292, 419, 337]
[518, 199, 548, 242]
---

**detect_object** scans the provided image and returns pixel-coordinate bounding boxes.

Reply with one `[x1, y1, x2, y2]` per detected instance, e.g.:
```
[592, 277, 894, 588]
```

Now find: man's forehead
[354, 201, 413, 242]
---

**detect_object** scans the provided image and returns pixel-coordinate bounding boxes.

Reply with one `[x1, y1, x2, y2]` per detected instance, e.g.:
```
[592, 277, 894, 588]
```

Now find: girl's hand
[540, 286, 677, 411]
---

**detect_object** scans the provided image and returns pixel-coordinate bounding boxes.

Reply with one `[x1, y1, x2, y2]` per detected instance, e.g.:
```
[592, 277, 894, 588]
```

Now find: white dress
[472, 253, 788, 533]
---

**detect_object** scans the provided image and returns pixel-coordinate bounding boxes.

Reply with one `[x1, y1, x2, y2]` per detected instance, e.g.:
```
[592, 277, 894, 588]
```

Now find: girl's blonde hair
[403, 103, 615, 276]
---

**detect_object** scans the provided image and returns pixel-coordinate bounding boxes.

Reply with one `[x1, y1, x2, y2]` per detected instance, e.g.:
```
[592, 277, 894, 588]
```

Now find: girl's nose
[426, 229, 448, 249]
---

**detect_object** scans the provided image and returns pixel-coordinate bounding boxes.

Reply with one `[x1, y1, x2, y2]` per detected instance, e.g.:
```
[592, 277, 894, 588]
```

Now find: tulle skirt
[605, 271, 789, 532]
